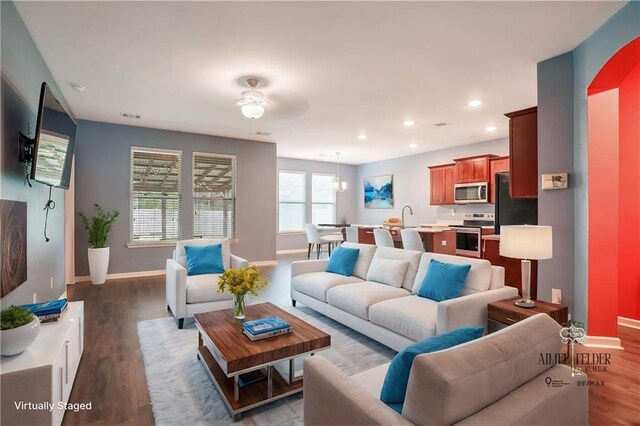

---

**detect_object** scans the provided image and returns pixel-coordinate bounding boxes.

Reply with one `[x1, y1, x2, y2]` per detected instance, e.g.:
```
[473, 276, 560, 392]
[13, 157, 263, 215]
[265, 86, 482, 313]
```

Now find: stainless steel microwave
[454, 182, 489, 204]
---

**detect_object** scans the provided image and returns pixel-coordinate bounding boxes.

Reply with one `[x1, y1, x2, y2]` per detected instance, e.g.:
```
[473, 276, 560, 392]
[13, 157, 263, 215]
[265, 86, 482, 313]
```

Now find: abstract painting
[364, 175, 393, 208]
[1, 200, 28, 297]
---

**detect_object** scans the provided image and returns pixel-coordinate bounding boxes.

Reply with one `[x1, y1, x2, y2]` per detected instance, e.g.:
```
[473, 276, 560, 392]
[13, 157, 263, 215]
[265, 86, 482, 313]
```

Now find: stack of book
[21, 299, 69, 324]
[242, 316, 292, 341]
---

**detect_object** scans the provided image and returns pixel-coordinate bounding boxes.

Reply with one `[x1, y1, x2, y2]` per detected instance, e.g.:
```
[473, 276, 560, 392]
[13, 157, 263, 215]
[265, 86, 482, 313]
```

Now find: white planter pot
[1, 317, 40, 357]
[88, 247, 110, 285]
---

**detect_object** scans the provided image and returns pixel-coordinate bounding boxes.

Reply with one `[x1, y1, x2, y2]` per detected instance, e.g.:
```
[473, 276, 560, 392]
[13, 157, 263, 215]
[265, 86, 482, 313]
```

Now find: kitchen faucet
[402, 205, 413, 226]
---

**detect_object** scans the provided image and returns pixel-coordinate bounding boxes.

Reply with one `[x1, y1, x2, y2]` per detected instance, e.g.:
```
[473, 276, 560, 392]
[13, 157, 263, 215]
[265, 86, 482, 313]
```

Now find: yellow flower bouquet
[217, 265, 267, 319]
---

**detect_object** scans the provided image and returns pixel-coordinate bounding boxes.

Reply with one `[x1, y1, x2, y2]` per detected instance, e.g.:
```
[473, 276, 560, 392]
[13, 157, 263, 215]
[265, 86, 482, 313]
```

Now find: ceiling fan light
[241, 104, 264, 120]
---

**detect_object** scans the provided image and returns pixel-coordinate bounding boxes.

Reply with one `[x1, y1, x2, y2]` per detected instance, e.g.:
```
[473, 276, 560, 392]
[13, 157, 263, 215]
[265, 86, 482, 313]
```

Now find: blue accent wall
[0, 1, 71, 305]
[74, 120, 277, 276]
[537, 52, 575, 314]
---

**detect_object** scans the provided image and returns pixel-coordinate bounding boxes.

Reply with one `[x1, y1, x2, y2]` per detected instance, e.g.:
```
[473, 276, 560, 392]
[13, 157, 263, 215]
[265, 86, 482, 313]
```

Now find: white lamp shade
[500, 225, 553, 260]
[241, 104, 264, 119]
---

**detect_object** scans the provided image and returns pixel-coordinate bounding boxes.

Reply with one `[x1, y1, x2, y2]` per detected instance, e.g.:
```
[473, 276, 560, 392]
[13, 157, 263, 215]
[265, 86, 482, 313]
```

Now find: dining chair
[373, 228, 394, 247]
[345, 227, 359, 243]
[400, 229, 425, 252]
[305, 224, 343, 259]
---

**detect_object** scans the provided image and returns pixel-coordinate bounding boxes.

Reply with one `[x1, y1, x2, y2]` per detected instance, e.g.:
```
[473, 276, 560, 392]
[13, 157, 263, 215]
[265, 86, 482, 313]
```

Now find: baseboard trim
[251, 260, 278, 267]
[618, 316, 640, 330]
[74, 269, 165, 283]
[584, 335, 624, 350]
[276, 249, 308, 255]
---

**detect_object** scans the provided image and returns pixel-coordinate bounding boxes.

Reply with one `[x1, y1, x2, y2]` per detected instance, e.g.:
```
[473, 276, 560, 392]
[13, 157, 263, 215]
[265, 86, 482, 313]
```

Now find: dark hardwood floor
[64, 253, 640, 425]
[64, 254, 303, 425]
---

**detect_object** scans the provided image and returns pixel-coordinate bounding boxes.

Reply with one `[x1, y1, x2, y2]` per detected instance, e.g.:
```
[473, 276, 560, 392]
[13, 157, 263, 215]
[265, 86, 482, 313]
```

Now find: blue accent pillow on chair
[380, 326, 485, 410]
[184, 244, 225, 276]
[417, 259, 471, 301]
[325, 247, 360, 276]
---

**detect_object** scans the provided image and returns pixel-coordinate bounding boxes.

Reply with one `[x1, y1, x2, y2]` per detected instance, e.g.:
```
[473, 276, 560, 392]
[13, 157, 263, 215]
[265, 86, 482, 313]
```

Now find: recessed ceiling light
[409, 143, 418, 148]
[468, 100, 483, 107]
[403, 120, 415, 127]
[357, 134, 367, 140]
[485, 126, 497, 132]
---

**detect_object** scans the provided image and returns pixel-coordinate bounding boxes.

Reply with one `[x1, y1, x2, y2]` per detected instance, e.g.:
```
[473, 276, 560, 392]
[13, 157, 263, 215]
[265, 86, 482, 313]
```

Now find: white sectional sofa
[290, 242, 519, 351]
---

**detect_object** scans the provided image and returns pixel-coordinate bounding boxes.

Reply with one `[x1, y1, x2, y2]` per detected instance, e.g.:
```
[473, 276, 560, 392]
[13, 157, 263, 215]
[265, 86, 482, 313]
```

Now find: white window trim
[192, 151, 237, 239]
[311, 172, 337, 225]
[278, 170, 307, 233]
[129, 146, 182, 243]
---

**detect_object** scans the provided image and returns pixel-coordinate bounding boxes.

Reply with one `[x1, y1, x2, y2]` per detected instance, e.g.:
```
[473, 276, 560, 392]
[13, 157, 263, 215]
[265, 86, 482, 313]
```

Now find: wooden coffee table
[194, 302, 331, 420]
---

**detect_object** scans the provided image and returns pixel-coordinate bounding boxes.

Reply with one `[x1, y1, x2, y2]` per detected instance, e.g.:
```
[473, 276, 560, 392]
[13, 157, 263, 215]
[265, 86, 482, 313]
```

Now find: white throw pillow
[366, 258, 410, 288]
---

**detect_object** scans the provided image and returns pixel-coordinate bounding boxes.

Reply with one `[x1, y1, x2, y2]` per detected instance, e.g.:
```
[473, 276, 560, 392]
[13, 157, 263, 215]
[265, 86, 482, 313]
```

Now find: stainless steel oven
[454, 182, 489, 204]
[451, 213, 495, 258]
[452, 226, 482, 257]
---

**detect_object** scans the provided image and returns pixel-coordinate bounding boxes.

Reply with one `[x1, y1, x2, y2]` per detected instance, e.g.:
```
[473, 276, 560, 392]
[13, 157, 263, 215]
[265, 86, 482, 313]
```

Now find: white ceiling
[15, 1, 624, 165]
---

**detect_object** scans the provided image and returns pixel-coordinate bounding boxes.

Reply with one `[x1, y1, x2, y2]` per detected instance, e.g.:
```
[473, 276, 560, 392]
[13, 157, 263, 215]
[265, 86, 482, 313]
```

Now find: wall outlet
[451, 208, 456, 216]
[50, 277, 54, 290]
[568, 314, 572, 321]
[441, 240, 447, 246]
[32, 293, 37, 303]
[551, 288, 562, 304]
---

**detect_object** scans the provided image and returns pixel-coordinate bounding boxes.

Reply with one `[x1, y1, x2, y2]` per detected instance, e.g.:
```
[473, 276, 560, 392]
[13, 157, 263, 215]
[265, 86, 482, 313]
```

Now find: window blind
[312, 173, 337, 224]
[193, 153, 236, 239]
[130, 147, 182, 242]
[279, 171, 306, 232]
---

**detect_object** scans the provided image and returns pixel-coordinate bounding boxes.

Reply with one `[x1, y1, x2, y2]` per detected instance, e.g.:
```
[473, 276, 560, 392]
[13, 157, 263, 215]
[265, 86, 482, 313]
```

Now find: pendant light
[332, 152, 348, 192]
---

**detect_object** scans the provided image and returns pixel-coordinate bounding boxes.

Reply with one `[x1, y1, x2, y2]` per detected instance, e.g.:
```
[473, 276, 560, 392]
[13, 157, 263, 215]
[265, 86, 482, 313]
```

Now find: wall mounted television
[21, 82, 77, 189]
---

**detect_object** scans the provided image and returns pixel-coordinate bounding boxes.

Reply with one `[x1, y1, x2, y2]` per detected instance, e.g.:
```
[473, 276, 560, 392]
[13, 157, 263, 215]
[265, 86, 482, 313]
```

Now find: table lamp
[500, 225, 553, 308]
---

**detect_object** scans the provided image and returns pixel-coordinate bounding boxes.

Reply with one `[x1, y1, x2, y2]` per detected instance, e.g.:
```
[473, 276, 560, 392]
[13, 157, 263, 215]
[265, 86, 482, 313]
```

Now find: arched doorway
[587, 37, 640, 346]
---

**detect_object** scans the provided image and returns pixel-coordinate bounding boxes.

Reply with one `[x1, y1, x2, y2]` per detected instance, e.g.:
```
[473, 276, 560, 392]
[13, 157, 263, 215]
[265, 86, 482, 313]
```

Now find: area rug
[137, 307, 396, 426]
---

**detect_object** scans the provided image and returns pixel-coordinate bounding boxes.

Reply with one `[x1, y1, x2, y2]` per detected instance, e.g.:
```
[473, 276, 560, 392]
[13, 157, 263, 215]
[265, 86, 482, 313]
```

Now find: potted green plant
[217, 266, 268, 319]
[1, 306, 40, 356]
[78, 204, 120, 285]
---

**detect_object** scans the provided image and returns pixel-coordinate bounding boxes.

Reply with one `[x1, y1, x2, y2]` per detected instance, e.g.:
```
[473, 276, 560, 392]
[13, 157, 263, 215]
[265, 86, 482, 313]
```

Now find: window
[193, 153, 236, 239]
[130, 147, 182, 242]
[279, 171, 306, 232]
[312, 173, 337, 224]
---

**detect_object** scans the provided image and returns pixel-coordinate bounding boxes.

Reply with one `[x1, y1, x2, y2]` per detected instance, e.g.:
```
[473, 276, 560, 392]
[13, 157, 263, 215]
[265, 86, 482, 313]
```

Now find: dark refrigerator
[494, 173, 538, 234]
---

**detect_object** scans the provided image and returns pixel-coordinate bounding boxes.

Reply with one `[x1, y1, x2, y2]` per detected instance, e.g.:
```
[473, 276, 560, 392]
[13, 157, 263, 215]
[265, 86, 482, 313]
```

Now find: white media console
[1, 301, 84, 426]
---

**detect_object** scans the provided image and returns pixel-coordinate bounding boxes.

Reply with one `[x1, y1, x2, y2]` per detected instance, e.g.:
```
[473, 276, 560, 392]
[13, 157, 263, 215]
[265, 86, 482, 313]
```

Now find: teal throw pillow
[325, 247, 360, 276]
[417, 259, 471, 301]
[380, 326, 485, 409]
[184, 244, 225, 276]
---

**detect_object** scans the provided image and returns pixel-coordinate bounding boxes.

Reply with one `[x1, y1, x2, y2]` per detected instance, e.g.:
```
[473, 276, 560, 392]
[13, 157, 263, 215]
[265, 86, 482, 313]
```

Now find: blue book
[21, 299, 68, 316]
[242, 317, 291, 335]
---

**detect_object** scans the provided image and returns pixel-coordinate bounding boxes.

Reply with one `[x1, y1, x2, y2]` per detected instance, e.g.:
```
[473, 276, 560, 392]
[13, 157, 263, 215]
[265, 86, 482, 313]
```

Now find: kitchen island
[349, 225, 456, 255]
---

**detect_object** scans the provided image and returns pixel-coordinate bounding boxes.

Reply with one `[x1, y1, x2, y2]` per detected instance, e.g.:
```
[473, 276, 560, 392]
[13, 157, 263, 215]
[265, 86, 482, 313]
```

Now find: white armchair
[166, 238, 248, 328]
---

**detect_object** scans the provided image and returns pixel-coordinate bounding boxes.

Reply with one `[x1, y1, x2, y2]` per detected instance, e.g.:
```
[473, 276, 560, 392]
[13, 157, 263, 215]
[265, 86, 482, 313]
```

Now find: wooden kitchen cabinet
[358, 227, 375, 244]
[505, 107, 538, 198]
[429, 164, 455, 205]
[453, 155, 497, 183]
[489, 156, 510, 204]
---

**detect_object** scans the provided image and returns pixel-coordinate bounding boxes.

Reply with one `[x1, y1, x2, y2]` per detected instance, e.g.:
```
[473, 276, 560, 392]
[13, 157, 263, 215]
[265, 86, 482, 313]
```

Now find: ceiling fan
[236, 77, 267, 120]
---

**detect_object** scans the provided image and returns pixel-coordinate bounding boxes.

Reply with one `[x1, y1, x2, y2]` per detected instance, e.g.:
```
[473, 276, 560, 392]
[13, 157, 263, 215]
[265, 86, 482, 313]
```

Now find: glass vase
[233, 294, 246, 319]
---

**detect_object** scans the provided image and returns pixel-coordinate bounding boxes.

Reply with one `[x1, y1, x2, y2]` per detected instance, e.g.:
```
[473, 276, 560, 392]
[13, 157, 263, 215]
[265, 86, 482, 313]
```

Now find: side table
[488, 297, 568, 327]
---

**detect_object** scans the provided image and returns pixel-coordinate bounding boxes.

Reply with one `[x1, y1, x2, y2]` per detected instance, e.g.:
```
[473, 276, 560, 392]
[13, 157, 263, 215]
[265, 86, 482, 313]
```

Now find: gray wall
[0, 1, 69, 305]
[537, 52, 575, 314]
[276, 157, 357, 251]
[355, 138, 509, 225]
[571, 1, 639, 328]
[74, 120, 277, 276]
